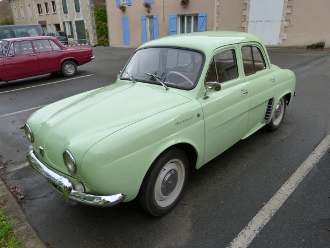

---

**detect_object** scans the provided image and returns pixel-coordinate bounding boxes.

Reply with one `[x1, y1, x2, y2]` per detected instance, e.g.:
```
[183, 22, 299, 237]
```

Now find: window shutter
[69, 21, 73, 36]
[74, 0, 80, 12]
[122, 17, 130, 46]
[116, 0, 120, 7]
[198, 13, 207, 32]
[153, 15, 159, 39]
[63, 22, 67, 33]
[145, 0, 154, 2]
[127, 0, 132, 6]
[141, 16, 146, 43]
[62, 0, 68, 14]
[169, 15, 177, 35]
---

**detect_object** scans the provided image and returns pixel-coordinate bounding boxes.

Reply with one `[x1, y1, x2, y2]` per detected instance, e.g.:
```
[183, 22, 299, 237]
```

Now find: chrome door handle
[270, 78, 275, 83]
[241, 89, 249, 95]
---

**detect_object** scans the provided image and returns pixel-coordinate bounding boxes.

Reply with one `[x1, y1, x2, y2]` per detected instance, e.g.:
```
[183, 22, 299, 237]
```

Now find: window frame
[44, 2, 49, 14]
[51, 1, 57, 13]
[177, 14, 198, 34]
[241, 44, 267, 76]
[37, 4, 43, 15]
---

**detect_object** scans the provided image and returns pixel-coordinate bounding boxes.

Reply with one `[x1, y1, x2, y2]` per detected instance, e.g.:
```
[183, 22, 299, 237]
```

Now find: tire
[138, 149, 189, 217]
[268, 97, 286, 131]
[61, 60, 77, 77]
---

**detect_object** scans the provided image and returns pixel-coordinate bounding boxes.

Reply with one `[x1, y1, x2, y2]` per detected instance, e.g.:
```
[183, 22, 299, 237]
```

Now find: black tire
[268, 97, 286, 131]
[61, 60, 77, 77]
[138, 149, 189, 217]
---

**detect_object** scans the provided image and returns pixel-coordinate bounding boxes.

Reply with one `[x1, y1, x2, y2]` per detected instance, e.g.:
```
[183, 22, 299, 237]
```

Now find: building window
[74, 0, 80, 12]
[178, 15, 198, 34]
[28, 5, 33, 19]
[37, 4, 43, 15]
[44, 2, 49, 14]
[116, 0, 131, 6]
[13, 7, 19, 21]
[62, 0, 68, 14]
[64, 21, 73, 37]
[51, 1, 56, 13]
[141, 15, 159, 43]
[20, 6, 25, 20]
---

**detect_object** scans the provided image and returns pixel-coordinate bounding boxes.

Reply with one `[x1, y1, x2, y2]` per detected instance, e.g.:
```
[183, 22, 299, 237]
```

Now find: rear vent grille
[264, 98, 275, 122]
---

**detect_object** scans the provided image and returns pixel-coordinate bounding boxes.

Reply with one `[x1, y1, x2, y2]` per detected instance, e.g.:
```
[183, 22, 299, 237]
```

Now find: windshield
[0, 40, 9, 57]
[121, 47, 204, 90]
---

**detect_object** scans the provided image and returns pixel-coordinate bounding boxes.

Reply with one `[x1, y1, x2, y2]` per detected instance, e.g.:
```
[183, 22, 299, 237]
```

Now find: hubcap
[272, 98, 284, 126]
[64, 63, 75, 74]
[154, 159, 185, 207]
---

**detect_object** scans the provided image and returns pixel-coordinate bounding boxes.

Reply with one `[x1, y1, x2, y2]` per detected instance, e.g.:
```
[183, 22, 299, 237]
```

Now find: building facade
[8, 0, 98, 45]
[0, 0, 13, 23]
[107, 0, 330, 48]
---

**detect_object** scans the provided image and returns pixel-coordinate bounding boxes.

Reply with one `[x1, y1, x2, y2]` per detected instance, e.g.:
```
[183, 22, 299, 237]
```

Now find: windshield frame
[120, 46, 205, 90]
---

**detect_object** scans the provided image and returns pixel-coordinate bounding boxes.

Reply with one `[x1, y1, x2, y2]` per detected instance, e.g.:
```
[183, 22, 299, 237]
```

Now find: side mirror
[203, 81, 221, 99]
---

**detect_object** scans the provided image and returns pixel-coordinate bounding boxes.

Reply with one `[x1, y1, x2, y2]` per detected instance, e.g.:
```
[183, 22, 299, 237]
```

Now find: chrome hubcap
[154, 159, 185, 207]
[272, 98, 284, 126]
[64, 63, 75, 74]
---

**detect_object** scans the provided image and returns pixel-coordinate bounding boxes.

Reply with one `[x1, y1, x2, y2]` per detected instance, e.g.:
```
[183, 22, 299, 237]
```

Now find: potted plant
[180, 0, 189, 7]
[119, 5, 126, 11]
[143, 2, 151, 13]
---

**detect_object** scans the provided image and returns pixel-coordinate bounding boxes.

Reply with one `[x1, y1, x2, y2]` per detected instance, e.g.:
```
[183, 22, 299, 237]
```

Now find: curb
[0, 177, 46, 248]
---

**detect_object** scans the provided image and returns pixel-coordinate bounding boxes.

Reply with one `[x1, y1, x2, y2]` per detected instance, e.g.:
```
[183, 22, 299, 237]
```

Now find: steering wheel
[166, 71, 194, 87]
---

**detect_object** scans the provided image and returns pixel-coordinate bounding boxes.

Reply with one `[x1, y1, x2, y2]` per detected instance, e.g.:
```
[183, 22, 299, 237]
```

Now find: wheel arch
[61, 58, 79, 67]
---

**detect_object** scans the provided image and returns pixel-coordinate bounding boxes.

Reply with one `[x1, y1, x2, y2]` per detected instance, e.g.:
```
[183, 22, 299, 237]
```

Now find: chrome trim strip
[26, 150, 126, 207]
[91, 56, 95, 60]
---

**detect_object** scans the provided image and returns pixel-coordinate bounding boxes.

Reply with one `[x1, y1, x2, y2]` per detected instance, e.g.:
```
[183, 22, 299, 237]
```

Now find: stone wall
[0, 0, 13, 23]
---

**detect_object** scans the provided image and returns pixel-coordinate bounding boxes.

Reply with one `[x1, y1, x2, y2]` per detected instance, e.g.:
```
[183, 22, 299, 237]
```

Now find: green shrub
[94, 7, 109, 46]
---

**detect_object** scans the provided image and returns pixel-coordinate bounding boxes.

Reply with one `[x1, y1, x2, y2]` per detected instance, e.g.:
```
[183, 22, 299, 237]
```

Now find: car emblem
[39, 146, 44, 157]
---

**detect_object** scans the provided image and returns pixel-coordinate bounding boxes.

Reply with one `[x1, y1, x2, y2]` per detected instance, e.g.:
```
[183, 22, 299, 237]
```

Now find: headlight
[24, 124, 34, 142]
[63, 150, 77, 175]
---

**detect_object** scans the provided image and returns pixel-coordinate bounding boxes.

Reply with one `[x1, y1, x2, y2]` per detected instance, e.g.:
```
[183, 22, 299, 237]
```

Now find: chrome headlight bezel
[24, 123, 34, 142]
[63, 150, 77, 175]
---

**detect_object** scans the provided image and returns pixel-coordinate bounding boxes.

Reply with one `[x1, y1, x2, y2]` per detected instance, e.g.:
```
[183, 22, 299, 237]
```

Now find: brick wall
[0, 0, 13, 23]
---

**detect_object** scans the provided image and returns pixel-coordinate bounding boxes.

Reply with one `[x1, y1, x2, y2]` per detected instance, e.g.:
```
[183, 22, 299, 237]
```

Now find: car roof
[138, 31, 264, 53]
[1, 36, 56, 42]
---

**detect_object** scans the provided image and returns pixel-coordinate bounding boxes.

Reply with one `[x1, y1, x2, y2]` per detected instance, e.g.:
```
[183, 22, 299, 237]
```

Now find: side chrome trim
[26, 150, 125, 207]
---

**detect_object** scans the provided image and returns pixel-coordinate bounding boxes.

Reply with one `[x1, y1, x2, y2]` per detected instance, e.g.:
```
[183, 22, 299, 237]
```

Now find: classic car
[47, 31, 69, 45]
[0, 36, 94, 82]
[25, 31, 296, 216]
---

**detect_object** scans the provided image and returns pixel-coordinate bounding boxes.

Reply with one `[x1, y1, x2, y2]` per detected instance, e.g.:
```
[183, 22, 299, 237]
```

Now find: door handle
[241, 89, 249, 95]
[29, 54, 36, 56]
[270, 78, 275, 83]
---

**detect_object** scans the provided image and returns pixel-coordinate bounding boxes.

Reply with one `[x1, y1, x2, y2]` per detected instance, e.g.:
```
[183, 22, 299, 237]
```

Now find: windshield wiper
[144, 72, 169, 90]
[125, 71, 136, 83]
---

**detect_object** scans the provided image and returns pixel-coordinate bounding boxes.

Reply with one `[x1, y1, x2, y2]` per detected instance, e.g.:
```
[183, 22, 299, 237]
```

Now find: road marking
[0, 74, 93, 95]
[6, 162, 29, 172]
[0, 105, 45, 118]
[227, 134, 330, 248]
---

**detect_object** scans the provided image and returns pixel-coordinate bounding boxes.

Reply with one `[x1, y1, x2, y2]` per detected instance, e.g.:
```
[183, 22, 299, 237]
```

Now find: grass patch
[0, 208, 22, 248]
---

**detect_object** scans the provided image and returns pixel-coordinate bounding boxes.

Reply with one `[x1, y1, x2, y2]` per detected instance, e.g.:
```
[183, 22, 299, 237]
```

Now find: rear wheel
[61, 60, 77, 77]
[268, 97, 286, 131]
[138, 149, 189, 217]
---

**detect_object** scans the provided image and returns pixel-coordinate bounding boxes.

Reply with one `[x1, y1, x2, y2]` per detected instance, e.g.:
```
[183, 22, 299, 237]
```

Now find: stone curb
[0, 177, 46, 248]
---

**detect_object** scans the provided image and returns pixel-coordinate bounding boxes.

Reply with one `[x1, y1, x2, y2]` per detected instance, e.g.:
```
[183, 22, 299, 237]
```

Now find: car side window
[241, 45, 266, 76]
[33, 40, 53, 53]
[49, 40, 61, 50]
[205, 49, 238, 83]
[9, 41, 34, 56]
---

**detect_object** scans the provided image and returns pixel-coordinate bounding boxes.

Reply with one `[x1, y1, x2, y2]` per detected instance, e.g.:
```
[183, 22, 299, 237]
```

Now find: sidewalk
[0, 177, 45, 248]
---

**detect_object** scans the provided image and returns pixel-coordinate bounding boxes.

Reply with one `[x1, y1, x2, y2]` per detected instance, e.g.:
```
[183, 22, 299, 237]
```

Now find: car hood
[30, 83, 191, 172]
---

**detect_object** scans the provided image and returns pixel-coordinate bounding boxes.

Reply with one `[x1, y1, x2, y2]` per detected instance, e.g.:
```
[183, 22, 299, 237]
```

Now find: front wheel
[61, 60, 77, 77]
[138, 149, 189, 217]
[268, 97, 286, 131]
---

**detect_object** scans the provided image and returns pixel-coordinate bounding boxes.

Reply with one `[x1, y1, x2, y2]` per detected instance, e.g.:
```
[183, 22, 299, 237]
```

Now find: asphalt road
[0, 47, 329, 248]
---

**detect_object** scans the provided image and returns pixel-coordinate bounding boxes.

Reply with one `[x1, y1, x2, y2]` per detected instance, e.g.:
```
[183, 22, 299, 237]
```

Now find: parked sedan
[47, 31, 69, 45]
[0, 36, 94, 82]
[25, 31, 296, 216]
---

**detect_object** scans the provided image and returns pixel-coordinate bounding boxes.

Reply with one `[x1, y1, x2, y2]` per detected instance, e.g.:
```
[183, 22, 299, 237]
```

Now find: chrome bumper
[91, 56, 95, 60]
[26, 150, 125, 207]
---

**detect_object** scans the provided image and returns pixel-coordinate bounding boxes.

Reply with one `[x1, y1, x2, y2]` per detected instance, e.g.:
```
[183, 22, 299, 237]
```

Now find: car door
[240, 44, 276, 131]
[33, 39, 63, 73]
[3, 40, 40, 81]
[200, 47, 250, 164]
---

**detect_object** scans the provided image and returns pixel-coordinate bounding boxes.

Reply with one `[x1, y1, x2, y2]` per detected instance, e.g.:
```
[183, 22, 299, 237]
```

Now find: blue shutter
[169, 15, 177, 35]
[145, 0, 154, 2]
[122, 17, 130, 46]
[153, 15, 159, 39]
[127, 0, 132, 6]
[198, 13, 207, 32]
[116, 0, 120, 7]
[141, 16, 147, 43]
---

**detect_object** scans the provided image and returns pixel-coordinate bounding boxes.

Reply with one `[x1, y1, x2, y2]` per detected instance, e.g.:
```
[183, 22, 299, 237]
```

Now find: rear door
[3, 40, 40, 81]
[33, 39, 63, 73]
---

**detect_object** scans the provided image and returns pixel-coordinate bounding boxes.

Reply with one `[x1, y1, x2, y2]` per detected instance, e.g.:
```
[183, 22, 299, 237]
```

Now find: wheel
[138, 149, 189, 217]
[268, 97, 286, 131]
[61, 60, 77, 77]
[166, 71, 194, 87]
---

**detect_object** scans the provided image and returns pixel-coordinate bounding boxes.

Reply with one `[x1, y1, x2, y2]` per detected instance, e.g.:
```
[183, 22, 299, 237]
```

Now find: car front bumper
[26, 150, 126, 207]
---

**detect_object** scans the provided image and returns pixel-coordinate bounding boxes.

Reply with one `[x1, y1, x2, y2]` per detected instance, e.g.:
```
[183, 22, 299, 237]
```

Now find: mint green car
[25, 32, 296, 216]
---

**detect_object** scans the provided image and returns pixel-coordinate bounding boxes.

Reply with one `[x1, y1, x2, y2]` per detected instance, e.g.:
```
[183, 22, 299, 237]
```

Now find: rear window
[57, 32, 66, 36]
[0, 28, 11, 39]
[13, 27, 40, 37]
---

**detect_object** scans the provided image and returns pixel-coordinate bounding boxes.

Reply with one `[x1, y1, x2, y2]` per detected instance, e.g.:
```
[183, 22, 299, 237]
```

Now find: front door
[3, 41, 40, 81]
[200, 47, 250, 164]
